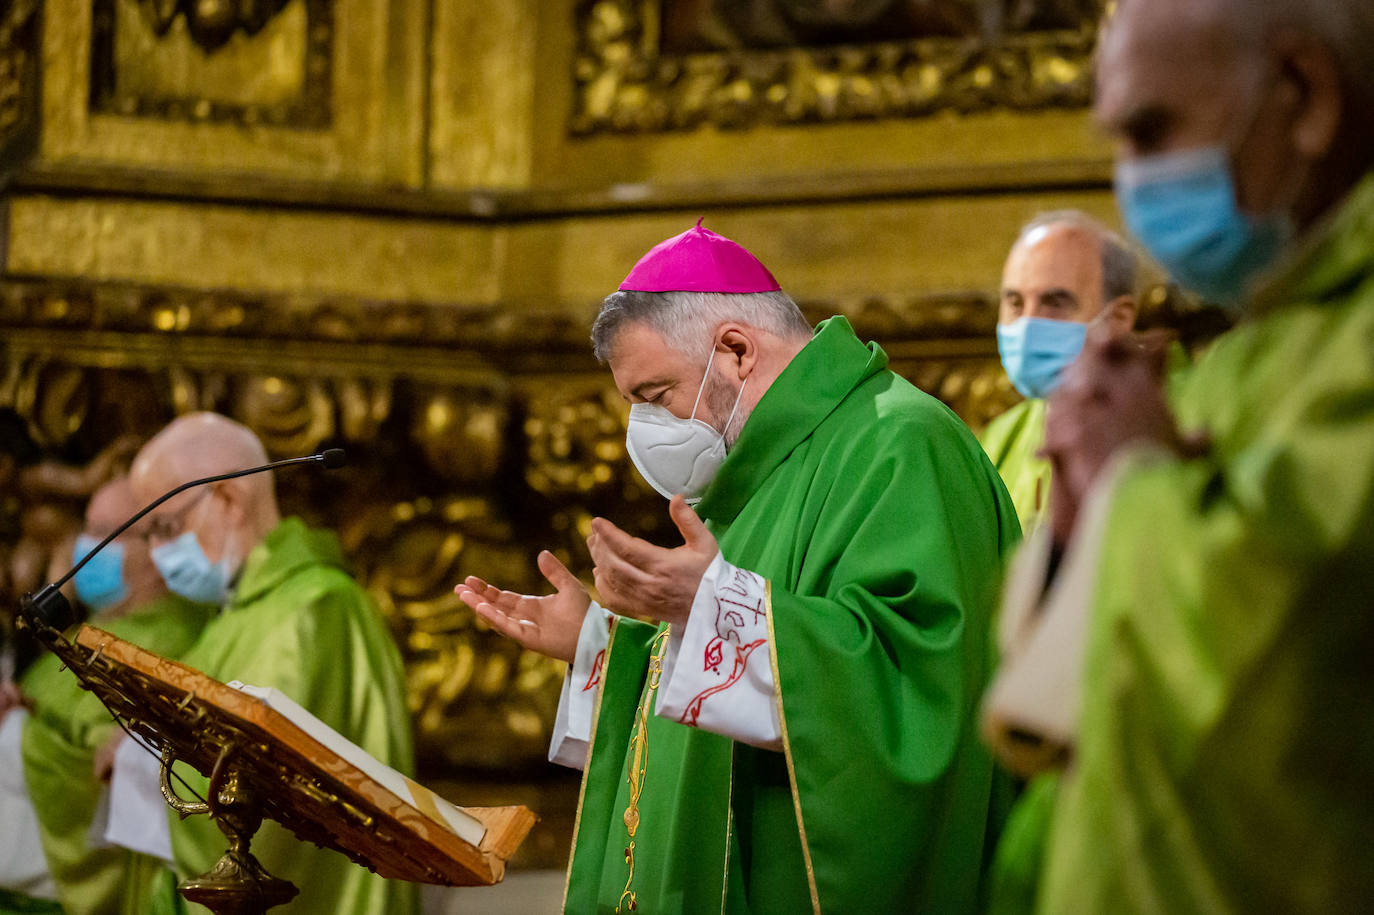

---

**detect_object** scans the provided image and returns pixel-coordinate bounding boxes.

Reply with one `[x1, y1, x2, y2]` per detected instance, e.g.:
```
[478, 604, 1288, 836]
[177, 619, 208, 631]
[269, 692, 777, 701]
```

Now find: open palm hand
[455, 550, 590, 663]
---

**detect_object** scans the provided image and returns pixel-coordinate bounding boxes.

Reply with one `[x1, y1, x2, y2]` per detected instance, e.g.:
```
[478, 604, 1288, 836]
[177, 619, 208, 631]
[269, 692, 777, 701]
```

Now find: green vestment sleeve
[166, 519, 419, 915]
[19, 595, 211, 915]
[1039, 173, 1374, 914]
[564, 318, 1021, 914]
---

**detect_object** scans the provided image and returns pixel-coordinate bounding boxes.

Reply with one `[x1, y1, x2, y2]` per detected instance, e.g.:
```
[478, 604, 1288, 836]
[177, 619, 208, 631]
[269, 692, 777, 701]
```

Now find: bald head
[86, 476, 139, 534]
[1000, 212, 1138, 334]
[132, 412, 269, 492]
[132, 413, 279, 582]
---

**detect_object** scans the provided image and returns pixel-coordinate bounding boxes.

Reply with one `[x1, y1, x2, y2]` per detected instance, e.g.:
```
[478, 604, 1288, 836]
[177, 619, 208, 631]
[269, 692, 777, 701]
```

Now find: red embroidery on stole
[582, 648, 605, 692]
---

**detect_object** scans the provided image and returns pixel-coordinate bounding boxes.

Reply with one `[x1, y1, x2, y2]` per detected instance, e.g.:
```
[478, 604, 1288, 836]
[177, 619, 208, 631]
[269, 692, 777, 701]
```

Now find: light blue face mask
[72, 534, 128, 612]
[996, 316, 1089, 400]
[151, 531, 234, 606]
[1115, 146, 1291, 306]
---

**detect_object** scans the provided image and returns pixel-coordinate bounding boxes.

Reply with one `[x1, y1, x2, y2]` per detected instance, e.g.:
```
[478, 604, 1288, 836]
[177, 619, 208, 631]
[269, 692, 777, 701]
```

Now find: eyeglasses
[146, 488, 211, 543]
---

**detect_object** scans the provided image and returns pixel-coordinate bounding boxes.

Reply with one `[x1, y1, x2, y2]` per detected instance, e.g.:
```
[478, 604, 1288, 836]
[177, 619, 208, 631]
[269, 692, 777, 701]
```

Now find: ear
[1103, 294, 1138, 335]
[212, 479, 249, 530]
[1271, 29, 1344, 162]
[715, 324, 760, 381]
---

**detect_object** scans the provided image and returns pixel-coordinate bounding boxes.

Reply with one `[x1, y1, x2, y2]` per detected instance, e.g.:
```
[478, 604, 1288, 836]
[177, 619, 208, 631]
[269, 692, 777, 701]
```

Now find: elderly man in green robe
[0, 477, 209, 915]
[107, 413, 418, 915]
[981, 211, 1138, 534]
[458, 223, 1020, 913]
[978, 212, 1137, 915]
[981, 0, 1374, 910]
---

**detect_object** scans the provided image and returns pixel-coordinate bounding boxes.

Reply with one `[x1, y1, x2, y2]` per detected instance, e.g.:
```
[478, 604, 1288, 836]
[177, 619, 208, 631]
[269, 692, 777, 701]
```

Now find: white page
[227, 682, 486, 847]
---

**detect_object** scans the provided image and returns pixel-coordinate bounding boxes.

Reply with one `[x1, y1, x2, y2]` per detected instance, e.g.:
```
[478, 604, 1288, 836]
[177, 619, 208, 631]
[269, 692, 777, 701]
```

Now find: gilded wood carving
[572, 0, 1105, 133]
[89, 0, 333, 127]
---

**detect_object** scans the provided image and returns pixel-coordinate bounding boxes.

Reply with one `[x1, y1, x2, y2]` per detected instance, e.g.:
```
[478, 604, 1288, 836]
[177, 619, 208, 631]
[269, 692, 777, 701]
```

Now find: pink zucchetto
[619, 219, 782, 294]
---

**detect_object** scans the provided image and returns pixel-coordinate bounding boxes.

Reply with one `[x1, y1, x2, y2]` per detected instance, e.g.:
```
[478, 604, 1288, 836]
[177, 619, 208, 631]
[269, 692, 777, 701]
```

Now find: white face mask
[624, 348, 747, 504]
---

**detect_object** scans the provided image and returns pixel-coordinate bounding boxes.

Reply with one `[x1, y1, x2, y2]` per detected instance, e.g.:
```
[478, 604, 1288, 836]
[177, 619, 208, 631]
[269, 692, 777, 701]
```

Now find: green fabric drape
[1040, 172, 1374, 913]
[980, 398, 1051, 535]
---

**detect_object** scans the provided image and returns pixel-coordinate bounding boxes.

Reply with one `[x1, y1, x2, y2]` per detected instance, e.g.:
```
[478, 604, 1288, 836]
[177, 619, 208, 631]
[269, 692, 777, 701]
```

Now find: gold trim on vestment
[764, 580, 822, 914]
[616, 626, 672, 913]
[561, 617, 618, 914]
[719, 747, 735, 915]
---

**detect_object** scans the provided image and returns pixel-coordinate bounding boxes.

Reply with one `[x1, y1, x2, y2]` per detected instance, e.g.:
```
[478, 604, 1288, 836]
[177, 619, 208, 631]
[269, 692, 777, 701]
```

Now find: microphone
[20, 448, 347, 633]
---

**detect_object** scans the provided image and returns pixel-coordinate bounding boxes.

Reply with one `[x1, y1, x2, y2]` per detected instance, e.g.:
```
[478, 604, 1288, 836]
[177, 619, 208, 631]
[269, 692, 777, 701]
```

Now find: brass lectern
[19, 617, 535, 915]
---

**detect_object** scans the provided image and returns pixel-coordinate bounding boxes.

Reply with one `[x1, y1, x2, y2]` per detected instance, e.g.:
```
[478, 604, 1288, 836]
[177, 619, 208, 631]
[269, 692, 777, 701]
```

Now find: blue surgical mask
[151, 531, 234, 606]
[996, 316, 1089, 400]
[72, 534, 128, 612]
[1115, 146, 1291, 306]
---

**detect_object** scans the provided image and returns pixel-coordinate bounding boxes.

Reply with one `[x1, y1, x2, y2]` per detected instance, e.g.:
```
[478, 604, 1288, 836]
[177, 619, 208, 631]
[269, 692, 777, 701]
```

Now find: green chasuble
[167, 518, 419, 915]
[17, 595, 210, 915]
[565, 317, 1022, 914]
[1038, 172, 1374, 913]
[979, 398, 1050, 535]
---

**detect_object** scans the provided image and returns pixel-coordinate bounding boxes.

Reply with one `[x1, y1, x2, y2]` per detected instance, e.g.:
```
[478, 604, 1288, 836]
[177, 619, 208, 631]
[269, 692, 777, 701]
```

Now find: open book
[227, 681, 486, 848]
[68, 624, 535, 887]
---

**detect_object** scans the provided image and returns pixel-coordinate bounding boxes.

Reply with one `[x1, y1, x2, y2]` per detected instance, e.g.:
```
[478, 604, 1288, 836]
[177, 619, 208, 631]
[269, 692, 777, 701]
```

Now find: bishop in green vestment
[458, 224, 1021, 914]
[123, 413, 418, 915]
[15, 478, 210, 915]
[983, 2, 1374, 910]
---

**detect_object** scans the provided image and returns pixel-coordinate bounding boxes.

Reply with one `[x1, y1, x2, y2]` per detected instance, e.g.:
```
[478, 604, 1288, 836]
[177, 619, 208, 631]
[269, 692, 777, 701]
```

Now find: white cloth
[547, 553, 781, 770]
[655, 553, 780, 750]
[981, 445, 1171, 776]
[105, 734, 174, 864]
[0, 709, 60, 899]
[548, 604, 612, 769]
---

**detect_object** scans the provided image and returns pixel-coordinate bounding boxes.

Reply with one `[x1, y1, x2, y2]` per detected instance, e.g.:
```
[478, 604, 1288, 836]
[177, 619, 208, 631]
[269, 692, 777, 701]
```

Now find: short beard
[702, 367, 751, 451]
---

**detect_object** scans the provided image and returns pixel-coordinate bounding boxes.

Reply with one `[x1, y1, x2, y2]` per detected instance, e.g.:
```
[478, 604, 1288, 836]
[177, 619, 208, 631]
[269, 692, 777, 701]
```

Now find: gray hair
[1012, 210, 1138, 303]
[591, 289, 813, 363]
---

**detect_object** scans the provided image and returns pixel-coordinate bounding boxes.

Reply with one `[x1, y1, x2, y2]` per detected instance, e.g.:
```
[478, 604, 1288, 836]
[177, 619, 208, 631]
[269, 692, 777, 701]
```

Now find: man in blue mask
[1, 477, 209, 914]
[983, 211, 1138, 534]
[978, 213, 1137, 915]
[103, 412, 419, 915]
[980, 0, 1374, 911]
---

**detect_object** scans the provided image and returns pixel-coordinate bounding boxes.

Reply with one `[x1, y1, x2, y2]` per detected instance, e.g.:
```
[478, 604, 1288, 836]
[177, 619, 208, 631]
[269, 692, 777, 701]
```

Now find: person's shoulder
[806, 369, 984, 473]
[281, 562, 371, 610]
[857, 369, 978, 442]
[982, 398, 1035, 438]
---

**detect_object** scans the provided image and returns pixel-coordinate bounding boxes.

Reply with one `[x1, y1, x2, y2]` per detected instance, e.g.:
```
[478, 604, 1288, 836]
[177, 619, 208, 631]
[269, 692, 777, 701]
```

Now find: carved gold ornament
[572, 0, 1106, 134]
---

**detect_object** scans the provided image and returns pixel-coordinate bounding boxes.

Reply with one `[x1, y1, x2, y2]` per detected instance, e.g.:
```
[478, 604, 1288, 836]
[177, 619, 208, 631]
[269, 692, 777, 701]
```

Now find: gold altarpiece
[0, 0, 1208, 868]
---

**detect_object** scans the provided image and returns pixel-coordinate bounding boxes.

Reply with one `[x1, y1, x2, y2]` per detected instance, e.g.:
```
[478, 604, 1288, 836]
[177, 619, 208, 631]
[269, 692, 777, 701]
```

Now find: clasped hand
[587, 494, 718, 628]
[1042, 326, 1208, 543]
[455, 495, 719, 663]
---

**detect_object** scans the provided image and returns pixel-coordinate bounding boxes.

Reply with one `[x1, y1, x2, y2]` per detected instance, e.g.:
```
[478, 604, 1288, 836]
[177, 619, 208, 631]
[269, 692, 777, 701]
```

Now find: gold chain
[617, 627, 672, 914]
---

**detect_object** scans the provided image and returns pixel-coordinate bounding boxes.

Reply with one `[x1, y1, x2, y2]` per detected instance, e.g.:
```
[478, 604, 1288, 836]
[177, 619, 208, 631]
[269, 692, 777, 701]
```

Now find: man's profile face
[608, 322, 712, 423]
[140, 480, 234, 566]
[999, 224, 1105, 326]
[1094, 0, 1297, 216]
